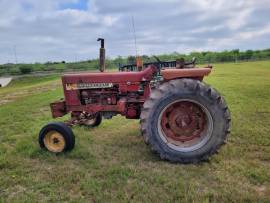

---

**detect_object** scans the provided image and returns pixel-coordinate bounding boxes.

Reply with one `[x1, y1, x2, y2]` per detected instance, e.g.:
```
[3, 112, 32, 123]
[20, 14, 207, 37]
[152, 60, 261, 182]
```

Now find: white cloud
[0, 0, 269, 64]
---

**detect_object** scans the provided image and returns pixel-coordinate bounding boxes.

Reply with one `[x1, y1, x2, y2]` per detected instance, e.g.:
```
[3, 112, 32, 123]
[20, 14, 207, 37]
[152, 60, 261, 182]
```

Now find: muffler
[97, 38, 105, 72]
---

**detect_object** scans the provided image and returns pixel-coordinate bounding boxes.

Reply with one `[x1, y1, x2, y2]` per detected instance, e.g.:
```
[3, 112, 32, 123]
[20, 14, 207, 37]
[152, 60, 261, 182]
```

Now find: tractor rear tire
[140, 79, 231, 163]
[39, 122, 75, 153]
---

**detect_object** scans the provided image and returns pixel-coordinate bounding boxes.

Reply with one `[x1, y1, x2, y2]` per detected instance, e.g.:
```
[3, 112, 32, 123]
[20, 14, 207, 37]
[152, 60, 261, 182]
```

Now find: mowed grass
[0, 61, 269, 202]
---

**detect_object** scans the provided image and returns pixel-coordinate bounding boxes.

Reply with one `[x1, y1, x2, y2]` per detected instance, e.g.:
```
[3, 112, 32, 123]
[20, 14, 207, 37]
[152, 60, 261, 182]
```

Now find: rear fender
[161, 67, 212, 81]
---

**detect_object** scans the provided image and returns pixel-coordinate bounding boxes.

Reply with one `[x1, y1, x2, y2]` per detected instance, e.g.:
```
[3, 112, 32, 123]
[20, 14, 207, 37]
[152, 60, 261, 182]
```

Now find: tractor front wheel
[39, 122, 75, 153]
[140, 79, 231, 163]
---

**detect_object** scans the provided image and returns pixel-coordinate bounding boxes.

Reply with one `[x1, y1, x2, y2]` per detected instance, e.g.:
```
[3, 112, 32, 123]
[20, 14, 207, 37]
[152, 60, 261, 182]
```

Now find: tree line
[0, 48, 270, 75]
[122, 48, 270, 65]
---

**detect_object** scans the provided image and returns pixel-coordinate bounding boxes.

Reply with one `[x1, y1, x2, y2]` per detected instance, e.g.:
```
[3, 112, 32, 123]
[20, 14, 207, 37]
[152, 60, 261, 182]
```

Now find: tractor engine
[80, 87, 118, 105]
[78, 84, 143, 119]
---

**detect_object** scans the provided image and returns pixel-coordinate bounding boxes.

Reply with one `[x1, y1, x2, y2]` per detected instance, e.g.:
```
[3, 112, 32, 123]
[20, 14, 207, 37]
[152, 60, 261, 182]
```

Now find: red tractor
[39, 39, 231, 163]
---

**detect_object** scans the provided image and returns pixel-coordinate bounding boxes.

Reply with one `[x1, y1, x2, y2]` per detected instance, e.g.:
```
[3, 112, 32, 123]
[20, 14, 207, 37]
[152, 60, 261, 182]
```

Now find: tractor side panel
[62, 77, 81, 106]
[60, 74, 152, 118]
[61, 65, 156, 108]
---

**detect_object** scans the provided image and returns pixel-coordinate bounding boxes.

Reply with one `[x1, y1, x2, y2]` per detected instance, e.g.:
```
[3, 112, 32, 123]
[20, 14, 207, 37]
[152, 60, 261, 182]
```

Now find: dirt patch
[255, 185, 268, 196]
[0, 81, 60, 106]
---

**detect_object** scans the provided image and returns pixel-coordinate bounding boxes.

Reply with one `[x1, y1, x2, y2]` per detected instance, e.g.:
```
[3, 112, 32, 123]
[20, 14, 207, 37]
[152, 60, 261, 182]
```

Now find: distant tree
[141, 55, 150, 63]
[113, 56, 126, 67]
[127, 56, 136, 64]
[232, 49, 240, 62]
[245, 50, 253, 60]
[19, 64, 32, 74]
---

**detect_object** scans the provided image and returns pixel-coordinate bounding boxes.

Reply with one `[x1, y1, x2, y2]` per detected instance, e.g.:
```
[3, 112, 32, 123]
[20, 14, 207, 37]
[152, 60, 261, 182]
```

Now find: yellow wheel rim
[44, 130, 65, 153]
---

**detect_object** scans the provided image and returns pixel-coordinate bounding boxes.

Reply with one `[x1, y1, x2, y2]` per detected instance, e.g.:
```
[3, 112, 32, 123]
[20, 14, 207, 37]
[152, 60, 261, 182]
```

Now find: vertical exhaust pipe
[97, 38, 105, 72]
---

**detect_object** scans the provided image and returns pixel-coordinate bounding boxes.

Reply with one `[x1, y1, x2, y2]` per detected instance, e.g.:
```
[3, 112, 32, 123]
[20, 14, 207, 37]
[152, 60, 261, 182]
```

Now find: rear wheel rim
[44, 130, 65, 153]
[157, 99, 213, 152]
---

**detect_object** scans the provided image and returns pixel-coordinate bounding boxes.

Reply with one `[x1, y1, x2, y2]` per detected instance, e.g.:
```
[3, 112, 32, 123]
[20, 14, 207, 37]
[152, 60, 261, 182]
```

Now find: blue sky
[59, 0, 88, 11]
[0, 0, 270, 64]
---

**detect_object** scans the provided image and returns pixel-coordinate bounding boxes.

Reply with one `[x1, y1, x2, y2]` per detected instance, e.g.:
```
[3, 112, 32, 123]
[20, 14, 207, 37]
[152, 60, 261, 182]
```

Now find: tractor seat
[62, 65, 157, 83]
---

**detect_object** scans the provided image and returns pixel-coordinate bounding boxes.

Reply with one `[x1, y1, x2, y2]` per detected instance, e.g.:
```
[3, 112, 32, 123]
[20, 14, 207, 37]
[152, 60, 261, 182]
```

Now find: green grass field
[0, 61, 269, 202]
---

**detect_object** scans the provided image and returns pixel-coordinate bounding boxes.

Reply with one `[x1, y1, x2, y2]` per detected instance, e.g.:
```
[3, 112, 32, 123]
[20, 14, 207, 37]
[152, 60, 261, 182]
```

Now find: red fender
[161, 67, 212, 81]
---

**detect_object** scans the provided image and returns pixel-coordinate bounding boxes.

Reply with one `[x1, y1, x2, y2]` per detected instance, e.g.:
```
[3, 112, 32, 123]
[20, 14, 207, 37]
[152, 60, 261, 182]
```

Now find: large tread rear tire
[140, 79, 231, 163]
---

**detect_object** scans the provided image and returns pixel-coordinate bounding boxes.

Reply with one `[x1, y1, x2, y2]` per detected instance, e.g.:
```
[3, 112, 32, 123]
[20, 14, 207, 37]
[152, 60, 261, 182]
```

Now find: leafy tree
[245, 50, 253, 60]
[19, 64, 32, 74]
[127, 56, 136, 64]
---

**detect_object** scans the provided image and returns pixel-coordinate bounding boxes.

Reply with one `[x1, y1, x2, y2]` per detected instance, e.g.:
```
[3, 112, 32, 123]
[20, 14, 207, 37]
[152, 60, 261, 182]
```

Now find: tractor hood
[62, 65, 157, 84]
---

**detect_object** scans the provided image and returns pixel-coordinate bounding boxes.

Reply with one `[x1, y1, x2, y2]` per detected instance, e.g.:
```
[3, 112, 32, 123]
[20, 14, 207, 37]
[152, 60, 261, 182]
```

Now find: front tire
[140, 79, 231, 163]
[39, 122, 75, 153]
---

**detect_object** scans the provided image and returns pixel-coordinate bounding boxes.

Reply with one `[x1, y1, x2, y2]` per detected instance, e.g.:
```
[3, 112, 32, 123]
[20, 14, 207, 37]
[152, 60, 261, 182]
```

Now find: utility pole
[13, 45, 18, 64]
[131, 15, 138, 57]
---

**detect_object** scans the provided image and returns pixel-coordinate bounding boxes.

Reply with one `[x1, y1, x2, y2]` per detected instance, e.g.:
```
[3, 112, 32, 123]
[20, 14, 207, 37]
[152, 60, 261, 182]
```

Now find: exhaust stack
[97, 38, 105, 72]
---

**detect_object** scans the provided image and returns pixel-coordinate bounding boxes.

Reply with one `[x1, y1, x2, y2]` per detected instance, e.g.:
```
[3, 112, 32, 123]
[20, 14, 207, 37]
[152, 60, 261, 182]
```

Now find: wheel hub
[159, 100, 212, 151]
[44, 131, 65, 153]
[53, 138, 60, 144]
[175, 114, 191, 128]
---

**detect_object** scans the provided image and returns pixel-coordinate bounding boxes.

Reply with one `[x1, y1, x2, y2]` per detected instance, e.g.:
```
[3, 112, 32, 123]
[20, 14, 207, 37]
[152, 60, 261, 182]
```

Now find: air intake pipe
[97, 38, 105, 72]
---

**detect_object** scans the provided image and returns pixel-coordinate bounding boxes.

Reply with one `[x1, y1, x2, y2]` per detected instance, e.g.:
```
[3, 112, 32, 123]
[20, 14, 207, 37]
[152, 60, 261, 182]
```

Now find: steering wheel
[153, 56, 165, 65]
[153, 56, 161, 63]
[184, 57, 197, 65]
[191, 57, 197, 64]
